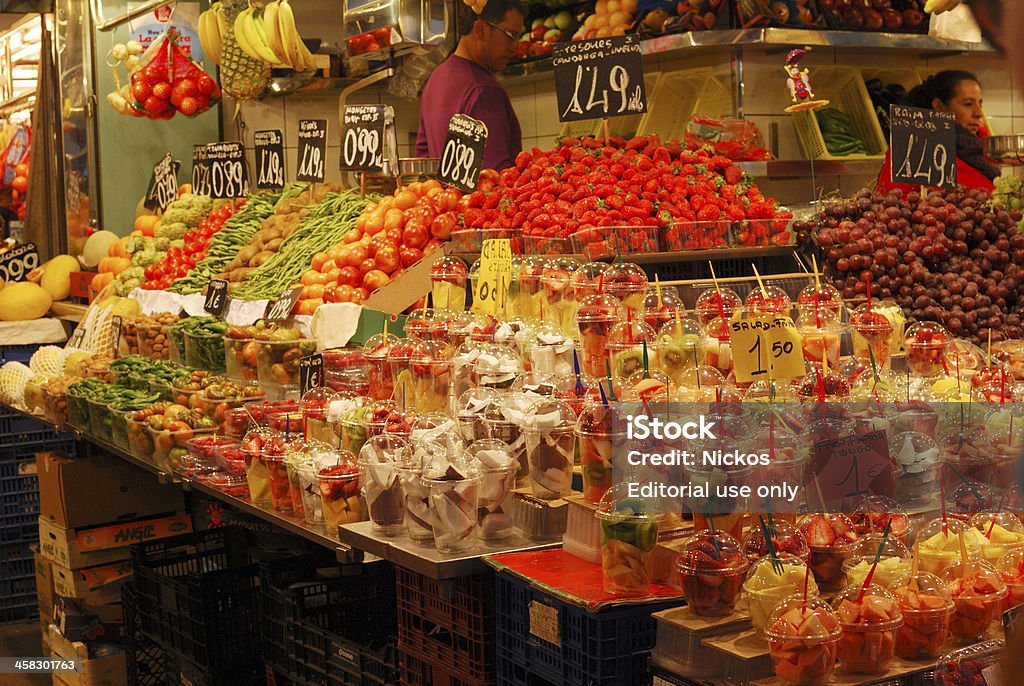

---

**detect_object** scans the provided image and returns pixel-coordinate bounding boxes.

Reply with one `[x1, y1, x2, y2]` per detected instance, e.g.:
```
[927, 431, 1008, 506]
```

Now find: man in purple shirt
[416, 0, 525, 171]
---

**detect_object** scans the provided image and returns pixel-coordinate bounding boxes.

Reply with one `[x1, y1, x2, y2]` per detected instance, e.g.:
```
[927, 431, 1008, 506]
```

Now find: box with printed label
[38, 513, 193, 570]
[52, 559, 132, 606]
[48, 623, 126, 686]
[35, 551, 54, 610]
[37, 450, 184, 529]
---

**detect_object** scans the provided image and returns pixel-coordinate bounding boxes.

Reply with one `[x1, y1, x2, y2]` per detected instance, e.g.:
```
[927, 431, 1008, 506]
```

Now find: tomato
[363, 270, 390, 291]
[374, 245, 400, 273]
[13, 163, 28, 177]
[343, 244, 367, 267]
[383, 208, 405, 232]
[338, 266, 361, 287]
[422, 179, 442, 194]
[343, 227, 363, 244]
[302, 284, 325, 300]
[296, 299, 321, 316]
[323, 285, 341, 303]
[11, 175, 27, 194]
[351, 288, 369, 304]
[301, 270, 330, 286]
[311, 252, 330, 271]
[436, 188, 460, 213]
[402, 220, 429, 250]
[327, 245, 346, 263]
[358, 258, 377, 276]
[431, 212, 457, 240]
[399, 246, 423, 268]
[336, 285, 354, 302]
[384, 226, 403, 245]
[410, 205, 436, 227]
[393, 190, 418, 211]
[423, 239, 443, 255]
[368, 234, 394, 256]
[325, 268, 342, 284]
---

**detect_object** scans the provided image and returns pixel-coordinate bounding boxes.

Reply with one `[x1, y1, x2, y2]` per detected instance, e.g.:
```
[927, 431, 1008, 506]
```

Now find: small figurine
[783, 48, 829, 113]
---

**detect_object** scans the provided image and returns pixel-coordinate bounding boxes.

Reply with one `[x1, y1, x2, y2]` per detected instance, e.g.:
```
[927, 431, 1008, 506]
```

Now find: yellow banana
[234, 8, 275, 64]
[263, 1, 291, 66]
[214, 2, 229, 40]
[198, 9, 219, 65]
[277, 0, 311, 72]
[251, 10, 283, 64]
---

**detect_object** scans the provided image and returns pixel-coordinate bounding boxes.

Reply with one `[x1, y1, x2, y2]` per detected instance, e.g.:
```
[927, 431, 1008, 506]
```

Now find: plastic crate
[494, 571, 684, 686]
[124, 583, 167, 686]
[0, 409, 52, 436]
[399, 646, 488, 686]
[0, 344, 41, 364]
[559, 71, 662, 141]
[162, 644, 264, 686]
[638, 68, 733, 141]
[131, 527, 261, 672]
[0, 541, 34, 570]
[0, 592, 37, 624]
[0, 430, 77, 462]
[395, 567, 495, 682]
[792, 68, 887, 161]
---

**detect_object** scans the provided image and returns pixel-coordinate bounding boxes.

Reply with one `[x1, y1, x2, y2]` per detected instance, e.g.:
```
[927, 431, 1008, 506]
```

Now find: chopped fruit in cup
[676, 531, 749, 616]
[850, 305, 895, 371]
[832, 584, 903, 674]
[743, 553, 820, 638]
[843, 539, 912, 590]
[916, 518, 986, 576]
[695, 288, 742, 327]
[358, 434, 408, 536]
[741, 519, 810, 564]
[970, 512, 1024, 564]
[430, 256, 469, 311]
[602, 262, 648, 316]
[903, 321, 951, 378]
[797, 283, 843, 324]
[799, 513, 859, 591]
[745, 284, 792, 317]
[995, 548, 1024, 611]
[941, 562, 1008, 642]
[765, 595, 841, 686]
[575, 293, 621, 377]
[361, 332, 399, 401]
[798, 325, 841, 370]
[577, 403, 619, 504]
[597, 487, 659, 596]
[318, 463, 362, 531]
[932, 640, 1007, 686]
[796, 370, 851, 401]
[606, 319, 659, 380]
[657, 318, 703, 386]
[848, 497, 911, 543]
[643, 288, 686, 332]
[262, 434, 303, 515]
[891, 571, 955, 659]
[702, 319, 733, 376]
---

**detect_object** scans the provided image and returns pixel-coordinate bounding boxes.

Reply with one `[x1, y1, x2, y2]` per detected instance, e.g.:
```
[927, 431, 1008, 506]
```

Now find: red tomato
[13, 163, 28, 177]
[431, 212, 457, 240]
[384, 227, 403, 245]
[383, 208, 405, 232]
[436, 188, 460, 213]
[351, 288, 369, 304]
[337, 266, 361, 287]
[368, 234, 394, 256]
[358, 258, 377, 276]
[374, 245, 400, 273]
[323, 285, 341, 303]
[302, 284, 325, 300]
[393, 190, 417, 211]
[363, 270, 390, 291]
[337, 285, 354, 302]
[399, 246, 423, 268]
[402, 221, 429, 250]
[311, 252, 330, 271]
[343, 244, 368, 268]
[364, 210, 384, 235]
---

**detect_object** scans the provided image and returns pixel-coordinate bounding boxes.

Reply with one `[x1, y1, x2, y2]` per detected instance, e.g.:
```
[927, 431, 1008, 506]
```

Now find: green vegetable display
[174, 316, 229, 372]
[161, 194, 214, 227]
[169, 186, 303, 294]
[815, 108, 868, 157]
[231, 189, 378, 301]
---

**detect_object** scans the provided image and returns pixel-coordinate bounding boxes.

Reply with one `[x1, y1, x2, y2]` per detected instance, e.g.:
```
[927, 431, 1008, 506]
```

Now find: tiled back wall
[227, 37, 1022, 204]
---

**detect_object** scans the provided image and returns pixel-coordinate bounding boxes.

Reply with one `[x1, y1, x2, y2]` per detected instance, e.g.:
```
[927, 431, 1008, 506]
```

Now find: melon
[81, 230, 119, 268]
[29, 346, 64, 376]
[0, 281, 53, 321]
[0, 361, 34, 408]
[40, 254, 79, 300]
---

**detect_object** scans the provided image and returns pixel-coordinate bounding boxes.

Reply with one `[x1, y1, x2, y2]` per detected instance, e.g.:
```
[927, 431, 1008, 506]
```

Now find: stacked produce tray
[396, 567, 496, 686]
[124, 583, 166, 686]
[131, 527, 263, 685]
[260, 552, 399, 686]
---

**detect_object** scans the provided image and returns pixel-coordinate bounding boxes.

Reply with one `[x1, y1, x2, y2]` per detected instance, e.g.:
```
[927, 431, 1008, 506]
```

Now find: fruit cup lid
[361, 332, 399, 359]
[830, 584, 903, 629]
[466, 439, 517, 472]
[595, 483, 659, 521]
[742, 520, 810, 562]
[915, 517, 986, 554]
[849, 304, 895, 332]
[575, 293, 623, 321]
[643, 287, 683, 311]
[523, 398, 577, 432]
[431, 255, 468, 279]
[657, 317, 703, 341]
[970, 510, 1024, 540]
[933, 639, 1006, 678]
[607, 319, 658, 348]
[744, 283, 792, 316]
[603, 262, 648, 292]
[695, 287, 742, 316]
[798, 513, 859, 550]
[677, 530, 749, 576]
[848, 533, 911, 563]
[765, 594, 841, 642]
[890, 571, 955, 612]
[940, 560, 1009, 601]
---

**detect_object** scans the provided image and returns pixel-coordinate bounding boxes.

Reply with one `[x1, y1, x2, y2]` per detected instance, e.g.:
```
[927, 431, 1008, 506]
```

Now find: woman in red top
[876, 70, 1000, 194]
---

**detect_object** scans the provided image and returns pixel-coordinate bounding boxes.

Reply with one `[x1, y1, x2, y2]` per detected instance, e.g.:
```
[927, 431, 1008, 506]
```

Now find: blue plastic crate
[495, 571, 684, 686]
[0, 432, 76, 462]
[0, 517, 37, 543]
[0, 344, 41, 364]
[0, 409, 52, 436]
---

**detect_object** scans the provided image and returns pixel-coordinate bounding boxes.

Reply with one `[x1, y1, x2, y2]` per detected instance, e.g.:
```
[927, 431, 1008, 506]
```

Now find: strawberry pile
[459, 135, 794, 257]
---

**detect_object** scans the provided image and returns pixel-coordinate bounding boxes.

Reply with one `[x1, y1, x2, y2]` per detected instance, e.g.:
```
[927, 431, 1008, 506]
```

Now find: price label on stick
[299, 353, 324, 396]
[192, 142, 249, 199]
[340, 105, 390, 173]
[0, 242, 38, 282]
[470, 239, 512, 316]
[889, 104, 958, 188]
[296, 119, 327, 183]
[144, 153, 179, 213]
[812, 430, 896, 506]
[730, 314, 805, 383]
[108, 316, 123, 353]
[253, 129, 285, 190]
[204, 279, 229, 317]
[439, 114, 487, 193]
[69, 324, 87, 349]
[553, 35, 647, 123]
[264, 287, 303, 322]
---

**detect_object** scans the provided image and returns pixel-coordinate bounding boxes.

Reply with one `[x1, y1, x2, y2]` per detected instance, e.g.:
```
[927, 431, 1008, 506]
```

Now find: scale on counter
[984, 134, 1024, 166]
[342, 0, 447, 61]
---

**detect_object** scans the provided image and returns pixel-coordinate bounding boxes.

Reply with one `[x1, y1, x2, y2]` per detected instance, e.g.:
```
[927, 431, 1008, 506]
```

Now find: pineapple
[220, 0, 271, 101]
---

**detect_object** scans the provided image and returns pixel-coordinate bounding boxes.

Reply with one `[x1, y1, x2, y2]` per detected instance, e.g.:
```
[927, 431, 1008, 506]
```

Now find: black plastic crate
[399, 646, 488, 686]
[0, 594, 37, 624]
[131, 527, 261, 672]
[0, 431, 77, 462]
[162, 644, 263, 686]
[0, 409, 52, 436]
[124, 584, 166, 686]
[0, 542, 34, 570]
[326, 634, 399, 686]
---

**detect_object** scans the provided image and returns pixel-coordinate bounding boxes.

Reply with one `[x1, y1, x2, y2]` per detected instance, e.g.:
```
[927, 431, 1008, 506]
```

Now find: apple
[543, 28, 562, 40]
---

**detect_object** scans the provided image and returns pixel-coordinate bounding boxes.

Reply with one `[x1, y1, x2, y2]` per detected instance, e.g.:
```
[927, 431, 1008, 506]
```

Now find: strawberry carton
[891, 571, 955, 659]
[941, 561, 1008, 642]
[765, 595, 842, 685]
[799, 513, 859, 591]
[831, 584, 903, 673]
[677, 530, 749, 616]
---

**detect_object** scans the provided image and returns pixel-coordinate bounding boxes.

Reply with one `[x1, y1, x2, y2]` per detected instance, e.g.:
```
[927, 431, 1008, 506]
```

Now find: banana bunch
[198, 2, 228, 66]
[235, 0, 316, 71]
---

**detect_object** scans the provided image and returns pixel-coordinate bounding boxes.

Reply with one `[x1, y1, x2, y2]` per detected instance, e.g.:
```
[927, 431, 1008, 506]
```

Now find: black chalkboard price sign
[145, 153, 179, 213]
[299, 353, 324, 396]
[889, 104, 958, 188]
[297, 119, 327, 183]
[192, 142, 249, 199]
[204, 279, 229, 317]
[439, 114, 488, 193]
[264, 286, 303, 322]
[553, 35, 647, 123]
[341, 105, 388, 173]
[254, 129, 285, 190]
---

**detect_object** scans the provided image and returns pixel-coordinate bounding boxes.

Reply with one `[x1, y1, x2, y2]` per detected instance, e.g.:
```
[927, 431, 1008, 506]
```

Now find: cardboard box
[53, 597, 123, 644]
[362, 245, 447, 314]
[48, 624, 126, 686]
[39, 513, 193, 570]
[35, 551, 54, 610]
[52, 560, 132, 606]
[37, 450, 185, 529]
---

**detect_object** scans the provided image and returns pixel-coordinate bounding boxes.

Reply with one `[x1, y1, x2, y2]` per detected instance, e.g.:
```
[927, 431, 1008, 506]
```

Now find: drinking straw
[987, 491, 1008, 539]
[642, 341, 650, 379]
[910, 541, 920, 592]
[940, 468, 949, 537]
[959, 531, 973, 578]
[626, 309, 634, 345]
[759, 515, 782, 575]
[598, 383, 609, 408]
[708, 514, 722, 559]
[605, 360, 617, 401]
[655, 274, 663, 309]
[573, 349, 585, 397]
[811, 254, 822, 290]
[383, 318, 388, 340]
[801, 561, 811, 612]
[865, 273, 872, 311]
[752, 265, 769, 299]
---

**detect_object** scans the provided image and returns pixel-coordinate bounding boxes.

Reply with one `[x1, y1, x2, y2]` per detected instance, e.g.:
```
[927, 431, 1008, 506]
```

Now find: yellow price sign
[470, 238, 512, 316]
[730, 314, 805, 383]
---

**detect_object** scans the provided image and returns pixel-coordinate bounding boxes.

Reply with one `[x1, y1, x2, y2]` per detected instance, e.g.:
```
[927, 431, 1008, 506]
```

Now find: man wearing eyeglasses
[416, 0, 526, 171]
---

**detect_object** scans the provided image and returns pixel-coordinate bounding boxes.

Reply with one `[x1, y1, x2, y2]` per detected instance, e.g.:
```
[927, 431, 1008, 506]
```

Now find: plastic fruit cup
[410, 352, 452, 414]
[799, 325, 842, 370]
[318, 464, 362, 532]
[285, 455, 309, 518]
[677, 531, 749, 616]
[943, 563, 1008, 643]
[294, 461, 325, 525]
[743, 554, 820, 638]
[243, 448, 273, 507]
[577, 414, 618, 504]
[695, 288, 742, 327]
[702, 320, 733, 375]
[765, 596, 841, 686]
[832, 585, 903, 674]
[363, 337, 396, 402]
[741, 520, 810, 564]
[263, 456, 293, 514]
[850, 307, 894, 371]
[424, 474, 481, 554]
[693, 513, 745, 542]
[576, 294, 621, 378]
[207, 472, 250, 498]
[603, 263, 648, 316]
[904, 322, 951, 378]
[916, 519, 984, 576]
[257, 338, 318, 387]
[525, 424, 576, 500]
[359, 436, 408, 536]
[892, 572, 955, 660]
[597, 497, 659, 596]
[225, 338, 259, 381]
[607, 335, 658, 382]
[127, 416, 155, 461]
[399, 466, 433, 541]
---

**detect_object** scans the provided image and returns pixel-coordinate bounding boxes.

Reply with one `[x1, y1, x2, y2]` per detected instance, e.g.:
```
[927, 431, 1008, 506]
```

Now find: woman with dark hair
[415, 0, 526, 171]
[876, 70, 1000, 194]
